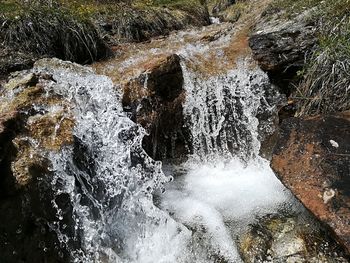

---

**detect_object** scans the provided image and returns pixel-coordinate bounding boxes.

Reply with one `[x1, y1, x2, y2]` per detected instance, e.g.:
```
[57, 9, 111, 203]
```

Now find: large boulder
[249, 10, 317, 92]
[123, 54, 189, 160]
[271, 112, 350, 254]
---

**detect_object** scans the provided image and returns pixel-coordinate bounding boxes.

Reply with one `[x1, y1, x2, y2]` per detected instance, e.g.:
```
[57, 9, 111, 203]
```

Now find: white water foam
[161, 157, 292, 260]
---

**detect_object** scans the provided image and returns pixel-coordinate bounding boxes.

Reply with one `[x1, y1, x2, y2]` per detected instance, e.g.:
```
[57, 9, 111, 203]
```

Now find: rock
[271, 112, 350, 254]
[239, 213, 349, 262]
[123, 54, 189, 160]
[0, 68, 75, 262]
[249, 10, 317, 91]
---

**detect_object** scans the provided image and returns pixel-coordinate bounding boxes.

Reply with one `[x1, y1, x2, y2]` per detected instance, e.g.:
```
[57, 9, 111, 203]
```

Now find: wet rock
[0, 68, 75, 262]
[249, 10, 317, 93]
[123, 54, 189, 160]
[239, 213, 349, 263]
[271, 112, 350, 254]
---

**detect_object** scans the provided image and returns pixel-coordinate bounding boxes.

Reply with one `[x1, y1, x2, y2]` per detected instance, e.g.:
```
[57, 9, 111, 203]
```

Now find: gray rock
[249, 10, 317, 75]
[239, 213, 349, 263]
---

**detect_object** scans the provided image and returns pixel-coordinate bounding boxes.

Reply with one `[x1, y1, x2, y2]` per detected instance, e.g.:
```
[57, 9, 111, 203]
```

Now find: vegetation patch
[87, 0, 210, 44]
[208, 0, 250, 22]
[0, 0, 210, 76]
[268, 0, 350, 115]
[1, 8, 110, 62]
[0, 1, 111, 76]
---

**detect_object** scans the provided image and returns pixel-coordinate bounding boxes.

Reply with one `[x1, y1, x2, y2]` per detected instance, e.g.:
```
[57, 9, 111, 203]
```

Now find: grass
[0, 1, 20, 15]
[268, 0, 350, 116]
[206, 0, 250, 22]
[0, 3, 111, 64]
[1, 0, 209, 44]
[0, 0, 209, 75]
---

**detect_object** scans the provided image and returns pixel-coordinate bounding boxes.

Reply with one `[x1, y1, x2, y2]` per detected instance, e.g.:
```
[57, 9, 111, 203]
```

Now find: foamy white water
[161, 157, 291, 262]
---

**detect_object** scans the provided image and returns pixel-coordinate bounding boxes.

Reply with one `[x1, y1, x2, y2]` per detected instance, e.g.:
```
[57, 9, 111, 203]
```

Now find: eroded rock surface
[123, 54, 189, 160]
[271, 112, 350, 254]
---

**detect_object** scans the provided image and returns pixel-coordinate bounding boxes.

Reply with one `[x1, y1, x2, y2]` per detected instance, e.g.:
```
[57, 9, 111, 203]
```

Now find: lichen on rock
[271, 112, 350, 255]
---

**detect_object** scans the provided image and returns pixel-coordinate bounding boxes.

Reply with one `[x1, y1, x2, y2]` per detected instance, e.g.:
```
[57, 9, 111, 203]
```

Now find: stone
[239, 213, 349, 262]
[0, 66, 75, 262]
[249, 10, 317, 90]
[123, 54, 189, 160]
[271, 112, 350, 254]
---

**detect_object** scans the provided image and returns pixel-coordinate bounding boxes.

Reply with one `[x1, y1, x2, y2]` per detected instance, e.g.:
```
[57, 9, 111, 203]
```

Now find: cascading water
[31, 60, 188, 262]
[4, 7, 342, 260]
[158, 59, 293, 262]
[28, 20, 299, 262]
[181, 59, 271, 160]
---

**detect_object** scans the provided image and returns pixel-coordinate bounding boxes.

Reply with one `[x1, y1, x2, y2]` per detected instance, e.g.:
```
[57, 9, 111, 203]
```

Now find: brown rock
[271, 112, 350, 254]
[0, 68, 75, 262]
[123, 54, 189, 160]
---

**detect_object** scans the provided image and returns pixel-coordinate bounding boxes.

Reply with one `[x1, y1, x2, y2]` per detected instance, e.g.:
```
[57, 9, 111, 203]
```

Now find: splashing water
[181, 59, 270, 160]
[30, 59, 189, 262]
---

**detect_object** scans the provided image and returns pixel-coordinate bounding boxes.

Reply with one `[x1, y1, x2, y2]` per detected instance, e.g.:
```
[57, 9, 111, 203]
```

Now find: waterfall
[158, 58, 290, 262]
[28, 42, 293, 263]
[30, 53, 291, 263]
[31, 59, 189, 262]
[5, 17, 297, 262]
[181, 58, 271, 160]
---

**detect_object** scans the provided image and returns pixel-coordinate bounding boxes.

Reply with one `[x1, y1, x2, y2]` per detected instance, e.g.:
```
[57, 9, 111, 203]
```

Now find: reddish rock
[271, 112, 350, 254]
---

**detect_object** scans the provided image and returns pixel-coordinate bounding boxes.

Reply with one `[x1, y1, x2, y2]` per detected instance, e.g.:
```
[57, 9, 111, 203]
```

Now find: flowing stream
[27, 18, 331, 262]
